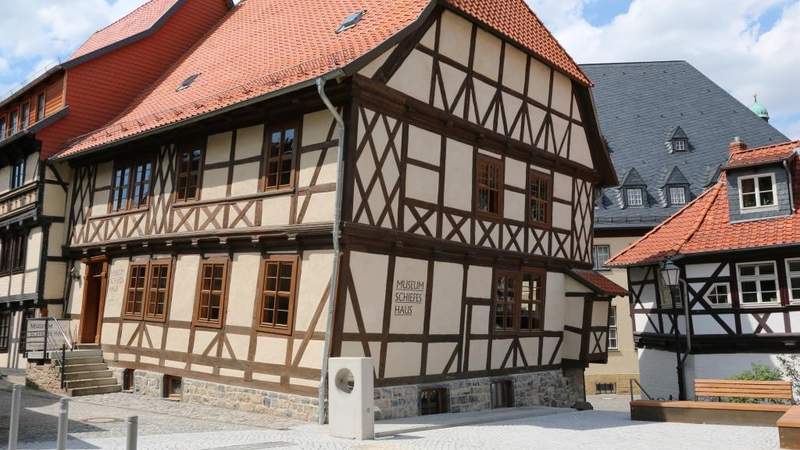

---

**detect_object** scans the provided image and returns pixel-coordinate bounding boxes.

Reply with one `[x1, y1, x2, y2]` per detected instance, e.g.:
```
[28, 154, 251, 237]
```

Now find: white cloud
[527, 0, 800, 138]
[0, 1, 145, 76]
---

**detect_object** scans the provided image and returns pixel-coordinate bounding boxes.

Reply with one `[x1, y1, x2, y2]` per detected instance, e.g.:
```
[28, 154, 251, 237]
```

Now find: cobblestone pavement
[0, 384, 780, 450]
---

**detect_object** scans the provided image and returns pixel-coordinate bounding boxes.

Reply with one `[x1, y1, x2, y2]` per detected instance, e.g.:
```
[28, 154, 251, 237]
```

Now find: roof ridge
[91, 0, 168, 37]
[579, 60, 688, 66]
[732, 139, 800, 155]
[607, 182, 722, 266]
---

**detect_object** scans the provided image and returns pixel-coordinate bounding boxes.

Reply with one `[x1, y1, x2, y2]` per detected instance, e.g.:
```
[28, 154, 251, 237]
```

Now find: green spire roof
[750, 94, 770, 120]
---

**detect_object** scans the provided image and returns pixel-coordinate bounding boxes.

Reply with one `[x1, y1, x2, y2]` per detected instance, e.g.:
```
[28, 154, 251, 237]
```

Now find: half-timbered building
[55, 0, 623, 420]
[0, 0, 232, 369]
[580, 61, 787, 395]
[608, 138, 800, 400]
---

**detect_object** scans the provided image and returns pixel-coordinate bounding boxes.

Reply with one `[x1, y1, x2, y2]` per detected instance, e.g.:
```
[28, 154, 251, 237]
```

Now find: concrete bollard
[8, 385, 22, 450]
[57, 397, 69, 450]
[126, 416, 138, 450]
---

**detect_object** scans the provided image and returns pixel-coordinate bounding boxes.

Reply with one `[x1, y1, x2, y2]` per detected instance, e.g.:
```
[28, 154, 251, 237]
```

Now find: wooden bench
[778, 406, 800, 449]
[631, 379, 794, 426]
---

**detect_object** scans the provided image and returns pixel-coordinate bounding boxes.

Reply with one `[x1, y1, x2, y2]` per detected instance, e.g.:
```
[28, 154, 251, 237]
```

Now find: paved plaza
[0, 379, 780, 450]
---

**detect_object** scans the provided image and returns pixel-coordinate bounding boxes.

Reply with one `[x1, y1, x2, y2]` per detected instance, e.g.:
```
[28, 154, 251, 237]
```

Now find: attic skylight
[336, 10, 366, 34]
[176, 73, 201, 92]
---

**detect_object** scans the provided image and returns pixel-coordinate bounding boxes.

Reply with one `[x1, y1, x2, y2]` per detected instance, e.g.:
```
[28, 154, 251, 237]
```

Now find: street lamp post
[660, 259, 691, 400]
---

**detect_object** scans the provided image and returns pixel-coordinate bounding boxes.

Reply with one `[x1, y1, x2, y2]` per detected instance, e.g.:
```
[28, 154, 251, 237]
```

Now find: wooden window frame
[0, 230, 27, 275]
[122, 258, 174, 322]
[36, 92, 46, 122]
[737, 261, 780, 307]
[527, 170, 552, 227]
[738, 173, 776, 210]
[9, 109, 18, 135]
[192, 257, 231, 329]
[704, 282, 731, 308]
[625, 187, 644, 208]
[592, 245, 611, 271]
[0, 116, 6, 139]
[0, 311, 11, 352]
[123, 262, 149, 320]
[255, 254, 300, 335]
[475, 154, 504, 219]
[419, 387, 449, 415]
[608, 305, 618, 350]
[10, 157, 26, 190]
[490, 379, 514, 409]
[493, 268, 546, 334]
[260, 122, 298, 192]
[20, 103, 30, 129]
[668, 186, 687, 206]
[174, 137, 205, 202]
[786, 258, 800, 304]
[109, 156, 155, 212]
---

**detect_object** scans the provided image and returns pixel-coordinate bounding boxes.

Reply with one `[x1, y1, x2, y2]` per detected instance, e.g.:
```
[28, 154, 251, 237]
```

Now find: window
[528, 171, 551, 226]
[20, 103, 30, 129]
[672, 139, 687, 152]
[608, 306, 618, 350]
[476, 155, 503, 217]
[0, 117, 5, 139]
[18, 309, 34, 355]
[110, 158, 153, 211]
[263, 125, 296, 190]
[257, 255, 298, 334]
[122, 368, 134, 391]
[494, 270, 545, 333]
[194, 258, 229, 328]
[739, 174, 775, 209]
[491, 380, 513, 408]
[175, 140, 203, 201]
[419, 388, 448, 415]
[0, 231, 27, 274]
[163, 375, 182, 399]
[705, 283, 731, 307]
[625, 188, 644, 207]
[36, 93, 46, 122]
[593, 245, 611, 270]
[0, 312, 10, 352]
[9, 110, 18, 134]
[737, 262, 779, 306]
[124, 264, 148, 318]
[123, 259, 173, 321]
[520, 271, 544, 331]
[595, 383, 616, 394]
[785, 259, 800, 303]
[176, 74, 200, 92]
[668, 186, 686, 206]
[10, 158, 25, 189]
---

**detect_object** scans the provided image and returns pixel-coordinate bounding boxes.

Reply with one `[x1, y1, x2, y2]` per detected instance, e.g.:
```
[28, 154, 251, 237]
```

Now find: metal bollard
[8, 384, 22, 450]
[126, 416, 138, 450]
[57, 397, 69, 450]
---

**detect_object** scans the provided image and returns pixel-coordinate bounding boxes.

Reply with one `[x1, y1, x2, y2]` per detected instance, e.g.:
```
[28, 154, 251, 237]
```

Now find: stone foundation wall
[374, 369, 582, 420]
[26, 362, 64, 395]
[118, 368, 319, 421]
[584, 373, 640, 395]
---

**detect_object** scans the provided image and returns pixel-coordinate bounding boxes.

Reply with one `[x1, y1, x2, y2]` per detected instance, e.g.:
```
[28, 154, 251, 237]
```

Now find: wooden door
[79, 260, 108, 344]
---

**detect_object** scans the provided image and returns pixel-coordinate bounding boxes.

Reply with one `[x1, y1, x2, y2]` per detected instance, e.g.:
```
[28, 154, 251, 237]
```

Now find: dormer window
[668, 186, 687, 206]
[625, 188, 644, 208]
[739, 174, 775, 209]
[672, 138, 687, 152]
[667, 126, 690, 153]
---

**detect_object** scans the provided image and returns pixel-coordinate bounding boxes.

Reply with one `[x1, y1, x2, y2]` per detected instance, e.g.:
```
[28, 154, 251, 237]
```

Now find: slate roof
[582, 61, 788, 230]
[55, 0, 590, 160]
[607, 140, 800, 267]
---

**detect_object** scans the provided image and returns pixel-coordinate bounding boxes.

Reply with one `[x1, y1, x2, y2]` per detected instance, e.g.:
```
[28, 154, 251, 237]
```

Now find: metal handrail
[49, 318, 73, 351]
[630, 378, 654, 401]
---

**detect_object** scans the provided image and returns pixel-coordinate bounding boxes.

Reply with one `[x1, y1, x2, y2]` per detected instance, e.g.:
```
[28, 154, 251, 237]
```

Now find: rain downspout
[316, 76, 346, 425]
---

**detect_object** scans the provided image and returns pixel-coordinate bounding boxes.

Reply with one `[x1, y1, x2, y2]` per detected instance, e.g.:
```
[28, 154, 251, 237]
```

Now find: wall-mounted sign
[393, 279, 425, 317]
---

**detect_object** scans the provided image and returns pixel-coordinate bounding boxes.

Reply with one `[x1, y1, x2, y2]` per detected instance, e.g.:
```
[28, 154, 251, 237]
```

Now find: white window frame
[737, 173, 776, 211]
[704, 282, 731, 307]
[608, 305, 618, 350]
[626, 188, 644, 208]
[673, 139, 687, 152]
[593, 245, 611, 271]
[736, 261, 780, 307]
[785, 258, 800, 304]
[669, 186, 687, 206]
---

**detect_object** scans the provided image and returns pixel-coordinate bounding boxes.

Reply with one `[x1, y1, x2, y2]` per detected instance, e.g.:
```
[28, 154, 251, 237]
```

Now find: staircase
[55, 344, 122, 396]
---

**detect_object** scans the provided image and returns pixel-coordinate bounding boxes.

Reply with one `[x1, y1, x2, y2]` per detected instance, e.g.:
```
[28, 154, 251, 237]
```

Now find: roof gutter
[315, 72, 346, 426]
[784, 153, 797, 211]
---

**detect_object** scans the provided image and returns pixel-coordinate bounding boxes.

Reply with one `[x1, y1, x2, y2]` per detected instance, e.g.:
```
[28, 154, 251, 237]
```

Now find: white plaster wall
[638, 347, 681, 400]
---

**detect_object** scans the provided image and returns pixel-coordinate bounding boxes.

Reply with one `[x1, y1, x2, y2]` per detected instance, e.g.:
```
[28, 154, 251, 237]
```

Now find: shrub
[731, 364, 784, 382]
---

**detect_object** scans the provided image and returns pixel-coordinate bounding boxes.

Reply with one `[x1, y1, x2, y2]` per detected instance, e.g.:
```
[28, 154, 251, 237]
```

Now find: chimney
[729, 136, 747, 155]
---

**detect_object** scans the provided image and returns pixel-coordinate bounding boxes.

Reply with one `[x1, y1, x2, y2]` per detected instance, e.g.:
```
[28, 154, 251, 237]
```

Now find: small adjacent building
[0, 0, 232, 368]
[580, 61, 787, 395]
[53, 0, 623, 420]
[608, 138, 800, 400]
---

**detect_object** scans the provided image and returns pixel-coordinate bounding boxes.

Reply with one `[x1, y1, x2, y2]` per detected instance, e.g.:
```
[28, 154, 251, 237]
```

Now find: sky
[0, 0, 797, 138]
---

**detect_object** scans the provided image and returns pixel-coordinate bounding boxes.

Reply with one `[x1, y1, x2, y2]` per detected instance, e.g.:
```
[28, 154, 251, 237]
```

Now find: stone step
[63, 363, 108, 373]
[60, 355, 104, 365]
[63, 369, 114, 381]
[69, 384, 121, 397]
[75, 343, 101, 350]
[65, 377, 119, 389]
[48, 349, 103, 360]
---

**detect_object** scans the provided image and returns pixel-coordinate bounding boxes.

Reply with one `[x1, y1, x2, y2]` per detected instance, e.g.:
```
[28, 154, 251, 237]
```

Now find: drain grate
[204, 442, 296, 450]
[83, 417, 123, 424]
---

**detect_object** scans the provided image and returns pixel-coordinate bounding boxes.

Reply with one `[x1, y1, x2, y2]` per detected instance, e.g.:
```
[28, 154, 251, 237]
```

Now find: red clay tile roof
[569, 270, 627, 297]
[724, 140, 799, 169]
[608, 140, 800, 267]
[55, 0, 590, 160]
[67, 0, 184, 64]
